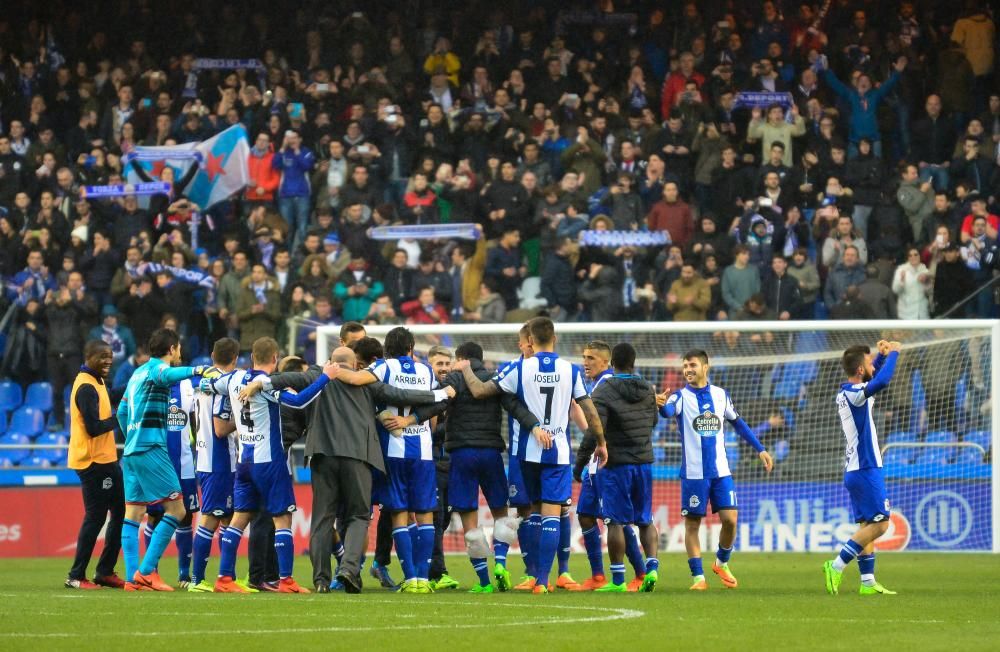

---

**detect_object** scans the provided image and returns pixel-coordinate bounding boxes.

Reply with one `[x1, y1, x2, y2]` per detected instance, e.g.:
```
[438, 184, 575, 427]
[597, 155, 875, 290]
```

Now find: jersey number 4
[240, 403, 255, 432]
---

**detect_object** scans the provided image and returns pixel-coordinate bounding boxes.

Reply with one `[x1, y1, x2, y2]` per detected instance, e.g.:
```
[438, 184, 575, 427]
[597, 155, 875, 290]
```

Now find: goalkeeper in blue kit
[824, 340, 900, 596]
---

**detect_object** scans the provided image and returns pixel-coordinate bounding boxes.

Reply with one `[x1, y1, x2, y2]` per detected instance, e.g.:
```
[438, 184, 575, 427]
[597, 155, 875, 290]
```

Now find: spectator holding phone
[272, 129, 316, 250]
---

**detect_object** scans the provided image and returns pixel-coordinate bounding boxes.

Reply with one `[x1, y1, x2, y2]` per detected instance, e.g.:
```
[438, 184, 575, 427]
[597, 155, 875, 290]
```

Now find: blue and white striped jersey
[666, 384, 740, 480]
[495, 352, 588, 465]
[837, 351, 898, 472]
[589, 368, 612, 392]
[195, 373, 235, 474]
[165, 380, 196, 480]
[494, 357, 524, 457]
[371, 356, 437, 461]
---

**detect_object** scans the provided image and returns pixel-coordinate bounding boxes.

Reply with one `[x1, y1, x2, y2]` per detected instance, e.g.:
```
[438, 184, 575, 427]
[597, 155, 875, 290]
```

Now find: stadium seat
[957, 431, 991, 464]
[8, 407, 46, 439]
[882, 432, 917, 467]
[913, 431, 957, 468]
[0, 380, 23, 415]
[237, 355, 251, 369]
[724, 430, 740, 468]
[34, 433, 68, 464]
[24, 382, 53, 414]
[0, 409, 6, 434]
[191, 356, 213, 368]
[63, 384, 72, 409]
[0, 432, 32, 465]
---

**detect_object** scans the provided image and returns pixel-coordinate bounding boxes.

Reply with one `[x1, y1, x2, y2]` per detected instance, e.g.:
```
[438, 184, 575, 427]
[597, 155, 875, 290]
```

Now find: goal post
[316, 319, 998, 554]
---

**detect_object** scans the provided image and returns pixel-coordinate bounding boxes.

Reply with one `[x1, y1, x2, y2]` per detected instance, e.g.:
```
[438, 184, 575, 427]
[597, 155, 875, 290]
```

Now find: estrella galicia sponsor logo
[914, 490, 973, 547]
[693, 410, 721, 434]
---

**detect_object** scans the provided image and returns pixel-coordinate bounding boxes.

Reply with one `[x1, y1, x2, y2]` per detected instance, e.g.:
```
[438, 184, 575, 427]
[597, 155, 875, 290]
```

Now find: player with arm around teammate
[455, 316, 608, 594]
[824, 340, 901, 596]
[659, 349, 774, 590]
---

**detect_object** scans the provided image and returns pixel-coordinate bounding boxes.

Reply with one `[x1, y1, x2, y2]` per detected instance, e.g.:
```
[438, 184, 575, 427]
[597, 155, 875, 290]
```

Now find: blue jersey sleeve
[659, 391, 681, 418]
[278, 374, 330, 408]
[732, 417, 766, 453]
[864, 351, 898, 397]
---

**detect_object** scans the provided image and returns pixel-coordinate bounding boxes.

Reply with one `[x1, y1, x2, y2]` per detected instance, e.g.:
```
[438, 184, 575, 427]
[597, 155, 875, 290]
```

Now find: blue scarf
[368, 223, 480, 241]
[82, 181, 172, 199]
[579, 230, 670, 247]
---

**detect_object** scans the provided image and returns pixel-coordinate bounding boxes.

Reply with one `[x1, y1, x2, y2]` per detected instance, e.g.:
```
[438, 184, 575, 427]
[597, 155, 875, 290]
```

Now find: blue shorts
[384, 457, 437, 513]
[507, 454, 530, 508]
[844, 468, 890, 523]
[681, 475, 736, 518]
[520, 461, 572, 506]
[123, 447, 182, 505]
[233, 461, 297, 516]
[576, 467, 602, 518]
[448, 447, 508, 512]
[197, 470, 234, 517]
[601, 464, 653, 525]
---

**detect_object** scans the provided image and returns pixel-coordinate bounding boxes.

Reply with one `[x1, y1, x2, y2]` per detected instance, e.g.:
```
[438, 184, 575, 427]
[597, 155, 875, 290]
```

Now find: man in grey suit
[254, 346, 455, 593]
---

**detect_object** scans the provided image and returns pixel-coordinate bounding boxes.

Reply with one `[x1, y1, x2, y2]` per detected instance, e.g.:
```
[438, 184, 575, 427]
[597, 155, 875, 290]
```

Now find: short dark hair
[148, 328, 180, 358]
[83, 339, 112, 361]
[842, 345, 870, 376]
[584, 340, 612, 359]
[340, 321, 366, 341]
[455, 341, 484, 362]
[384, 326, 415, 358]
[350, 336, 383, 367]
[212, 337, 240, 366]
[770, 141, 785, 151]
[611, 342, 636, 372]
[527, 316, 555, 346]
[683, 349, 709, 365]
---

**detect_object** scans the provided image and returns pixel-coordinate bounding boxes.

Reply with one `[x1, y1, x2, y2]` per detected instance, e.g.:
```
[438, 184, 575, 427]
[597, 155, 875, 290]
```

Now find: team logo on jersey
[167, 405, 188, 429]
[403, 362, 411, 370]
[693, 411, 721, 434]
[102, 478, 113, 490]
[703, 403, 710, 409]
[543, 357, 551, 365]
[689, 495, 701, 508]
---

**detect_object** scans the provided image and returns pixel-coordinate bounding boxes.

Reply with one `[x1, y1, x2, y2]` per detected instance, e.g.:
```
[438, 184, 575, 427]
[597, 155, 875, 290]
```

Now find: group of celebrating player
[69, 315, 902, 597]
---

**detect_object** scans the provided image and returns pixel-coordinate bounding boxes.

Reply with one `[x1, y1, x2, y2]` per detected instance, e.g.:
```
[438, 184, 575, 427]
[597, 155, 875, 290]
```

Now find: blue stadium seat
[0, 409, 6, 434]
[0, 380, 22, 415]
[957, 431, 991, 464]
[34, 433, 68, 464]
[24, 382, 53, 414]
[191, 356, 213, 368]
[236, 355, 251, 369]
[0, 432, 32, 465]
[913, 431, 957, 467]
[8, 407, 46, 439]
[882, 432, 917, 467]
[63, 384, 72, 408]
[724, 430, 740, 468]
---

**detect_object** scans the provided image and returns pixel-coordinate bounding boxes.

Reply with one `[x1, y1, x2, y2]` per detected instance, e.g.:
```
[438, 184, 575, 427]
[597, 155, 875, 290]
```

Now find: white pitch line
[0, 603, 645, 638]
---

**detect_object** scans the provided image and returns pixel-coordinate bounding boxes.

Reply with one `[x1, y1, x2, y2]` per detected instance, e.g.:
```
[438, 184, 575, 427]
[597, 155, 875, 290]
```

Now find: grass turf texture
[1, 554, 998, 651]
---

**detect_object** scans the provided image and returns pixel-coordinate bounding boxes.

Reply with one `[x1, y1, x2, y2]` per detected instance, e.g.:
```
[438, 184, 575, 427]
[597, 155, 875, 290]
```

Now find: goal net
[316, 320, 999, 554]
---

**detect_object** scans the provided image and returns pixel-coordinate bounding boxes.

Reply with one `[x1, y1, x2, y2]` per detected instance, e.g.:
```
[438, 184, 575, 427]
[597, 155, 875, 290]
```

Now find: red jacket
[245, 150, 281, 201]
[401, 299, 449, 325]
[646, 200, 694, 248]
[660, 71, 706, 120]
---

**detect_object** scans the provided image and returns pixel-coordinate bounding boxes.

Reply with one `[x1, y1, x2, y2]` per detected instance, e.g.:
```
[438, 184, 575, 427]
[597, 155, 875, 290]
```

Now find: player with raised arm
[187, 338, 240, 593]
[203, 337, 335, 594]
[117, 328, 212, 591]
[589, 343, 661, 593]
[659, 349, 774, 590]
[456, 316, 607, 594]
[824, 340, 901, 596]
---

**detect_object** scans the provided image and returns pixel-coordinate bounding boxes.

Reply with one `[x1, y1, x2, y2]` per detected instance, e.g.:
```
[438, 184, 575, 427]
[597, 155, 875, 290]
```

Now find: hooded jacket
[575, 374, 657, 475]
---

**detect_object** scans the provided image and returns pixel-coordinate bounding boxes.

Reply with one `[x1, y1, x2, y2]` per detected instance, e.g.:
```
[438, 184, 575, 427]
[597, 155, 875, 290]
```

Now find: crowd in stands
[0, 0, 999, 432]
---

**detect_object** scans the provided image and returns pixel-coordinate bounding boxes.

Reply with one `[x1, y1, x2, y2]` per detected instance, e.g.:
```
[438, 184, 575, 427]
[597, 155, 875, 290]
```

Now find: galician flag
[125, 124, 250, 209]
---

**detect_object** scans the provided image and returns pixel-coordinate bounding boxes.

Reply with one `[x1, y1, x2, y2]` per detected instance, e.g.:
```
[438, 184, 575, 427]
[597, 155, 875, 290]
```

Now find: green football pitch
[1, 554, 998, 651]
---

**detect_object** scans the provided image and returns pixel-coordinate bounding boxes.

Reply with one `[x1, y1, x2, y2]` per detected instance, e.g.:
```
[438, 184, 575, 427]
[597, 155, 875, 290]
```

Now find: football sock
[558, 514, 571, 574]
[122, 519, 140, 581]
[218, 526, 244, 579]
[688, 556, 704, 581]
[332, 541, 345, 565]
[175, 526, 193, 581]
[392, 527, 415, 580]
[582, 525, 605, 577]
[139, 514, 179, 576]
[535, 516, 560, 587]
[471, 557, 491, 586]
[517, 518, 532, 574]
[857, 553, 876, 587]
[833, 539, 863, 571]
[610, 563, 626, 586]
[415, 524, 436, 580]
[645, 557, 660, 574]
[716, 544, 733, 566]
[624, 526, 645, 576]
[192, 525, 215, 584]
[142, 522, 155, 570]
[493, 539, 510, 566]
[275, 528, 294, 579]
[526, 513, 542, 576]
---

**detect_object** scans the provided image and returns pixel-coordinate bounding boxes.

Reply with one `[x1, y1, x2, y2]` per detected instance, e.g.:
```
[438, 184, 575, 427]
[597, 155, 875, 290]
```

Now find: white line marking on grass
[0, 601, 645, 638]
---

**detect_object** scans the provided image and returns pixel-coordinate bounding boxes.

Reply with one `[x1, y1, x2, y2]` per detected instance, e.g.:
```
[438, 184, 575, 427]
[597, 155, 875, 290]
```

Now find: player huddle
[72, 316, 902, 597]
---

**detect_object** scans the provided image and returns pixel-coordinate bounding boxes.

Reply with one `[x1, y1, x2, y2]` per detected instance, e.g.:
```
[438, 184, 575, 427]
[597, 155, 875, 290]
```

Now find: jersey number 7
[540, 386, 554, 425]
